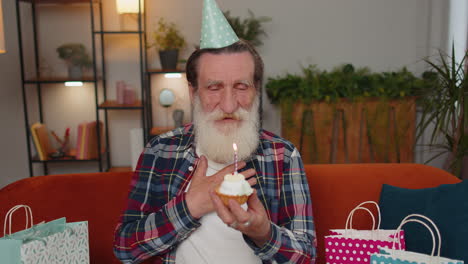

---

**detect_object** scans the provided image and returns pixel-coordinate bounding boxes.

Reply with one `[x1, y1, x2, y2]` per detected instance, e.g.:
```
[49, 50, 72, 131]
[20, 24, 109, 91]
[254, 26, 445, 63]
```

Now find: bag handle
[345, 201, 380, 230]
[346, 207, 376, 230]
[3, 205, 33, 236]
[392, 214, 441, 256]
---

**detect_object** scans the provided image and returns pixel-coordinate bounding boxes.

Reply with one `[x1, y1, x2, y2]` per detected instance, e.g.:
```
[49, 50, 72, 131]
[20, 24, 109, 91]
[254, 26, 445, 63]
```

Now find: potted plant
[416, 45, 468, 179]
[148, 18, 186, 70]
[56, 43, 93, 79]
[266, 64, 434, 164]
[223, 9, 271, 47]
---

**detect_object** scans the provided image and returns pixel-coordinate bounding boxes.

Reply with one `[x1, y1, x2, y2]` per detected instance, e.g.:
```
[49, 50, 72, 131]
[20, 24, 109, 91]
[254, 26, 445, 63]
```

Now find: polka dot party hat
[200, 0, 239, 49]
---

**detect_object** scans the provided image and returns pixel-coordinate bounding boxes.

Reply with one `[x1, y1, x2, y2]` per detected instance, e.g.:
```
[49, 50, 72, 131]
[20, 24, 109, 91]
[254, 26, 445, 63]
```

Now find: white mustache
[206, 108, 248, 122]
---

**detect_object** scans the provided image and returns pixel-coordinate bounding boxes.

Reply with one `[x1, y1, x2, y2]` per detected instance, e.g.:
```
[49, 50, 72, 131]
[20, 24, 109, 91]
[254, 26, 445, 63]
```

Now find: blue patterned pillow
[378, 180, 468, 262]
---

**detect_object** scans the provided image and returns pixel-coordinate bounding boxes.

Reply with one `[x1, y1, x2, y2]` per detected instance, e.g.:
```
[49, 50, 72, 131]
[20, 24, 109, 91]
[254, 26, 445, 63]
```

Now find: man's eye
[235, 83, 249, 90]
[208, 84, 221, 90]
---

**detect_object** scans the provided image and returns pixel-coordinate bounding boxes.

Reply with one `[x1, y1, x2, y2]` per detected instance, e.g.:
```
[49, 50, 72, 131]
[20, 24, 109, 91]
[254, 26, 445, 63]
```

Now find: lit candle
[233, 143, 238, 175]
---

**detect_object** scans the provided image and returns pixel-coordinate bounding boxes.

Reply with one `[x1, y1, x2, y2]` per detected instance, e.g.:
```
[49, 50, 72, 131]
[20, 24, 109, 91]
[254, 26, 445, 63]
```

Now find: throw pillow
[379, 180, 468, 262]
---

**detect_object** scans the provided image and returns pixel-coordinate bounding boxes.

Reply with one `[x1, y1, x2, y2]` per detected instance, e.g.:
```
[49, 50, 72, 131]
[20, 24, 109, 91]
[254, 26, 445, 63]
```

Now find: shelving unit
[17, 0, 148, 176]
[91, 0, 147, 170]
[16, 0, 106, 176]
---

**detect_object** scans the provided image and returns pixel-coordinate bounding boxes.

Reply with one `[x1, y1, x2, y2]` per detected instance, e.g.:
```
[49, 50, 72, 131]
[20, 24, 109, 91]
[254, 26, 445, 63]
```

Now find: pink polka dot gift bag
[370, 214, 463, 264]
[325, 201, 406, 264]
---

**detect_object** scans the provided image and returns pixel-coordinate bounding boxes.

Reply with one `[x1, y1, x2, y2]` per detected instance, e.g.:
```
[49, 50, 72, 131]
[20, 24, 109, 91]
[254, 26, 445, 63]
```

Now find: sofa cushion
[379, 180, 468, 262]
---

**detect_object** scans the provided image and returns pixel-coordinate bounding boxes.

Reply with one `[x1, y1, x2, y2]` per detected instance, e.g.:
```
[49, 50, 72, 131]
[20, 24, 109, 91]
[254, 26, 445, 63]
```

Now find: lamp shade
[0, 0, 5, 53]
[116, 0, 144, 14]
[159, 88, 175, 107]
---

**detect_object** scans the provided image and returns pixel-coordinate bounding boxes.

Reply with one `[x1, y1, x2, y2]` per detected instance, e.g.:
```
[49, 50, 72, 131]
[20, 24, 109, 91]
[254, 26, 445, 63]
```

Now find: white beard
[193, 95, 260, 164]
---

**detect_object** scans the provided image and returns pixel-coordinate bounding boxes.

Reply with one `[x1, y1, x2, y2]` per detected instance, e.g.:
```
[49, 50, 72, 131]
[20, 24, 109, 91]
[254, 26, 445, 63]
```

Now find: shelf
[108, 167, 132, 172]
[31, 156, 100, 163]
[150, 126, 175, 136]
[94, 31, 144, 35]
[24, 76, 97, 84]
[98, 100, 143, 109]
[19, 0, 98, 4]
[147, 69, 185, 74]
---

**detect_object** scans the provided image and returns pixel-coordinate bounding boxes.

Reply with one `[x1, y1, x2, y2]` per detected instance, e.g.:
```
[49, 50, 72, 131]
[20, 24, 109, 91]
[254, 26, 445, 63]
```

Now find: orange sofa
[0, 164, 459, 264]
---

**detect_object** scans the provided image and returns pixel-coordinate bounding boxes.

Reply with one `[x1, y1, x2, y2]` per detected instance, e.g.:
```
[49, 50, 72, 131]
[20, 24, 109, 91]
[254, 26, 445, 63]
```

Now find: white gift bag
[370, 214, 464, 264]
[0, 204, 90, 264]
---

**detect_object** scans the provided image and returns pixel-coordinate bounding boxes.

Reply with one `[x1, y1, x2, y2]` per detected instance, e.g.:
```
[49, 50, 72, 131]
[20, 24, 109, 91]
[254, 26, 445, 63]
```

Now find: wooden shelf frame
[98, 100, 143, 109]
[150, 126, 175, 136]
[24, 76, 97, 83]
[19, 0, 97, 4]
[146, 69, 185, 74]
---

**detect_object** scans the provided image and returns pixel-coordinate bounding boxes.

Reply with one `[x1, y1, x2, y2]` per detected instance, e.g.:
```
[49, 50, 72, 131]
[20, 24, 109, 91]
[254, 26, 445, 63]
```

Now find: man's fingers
[193, 156, 208, 180]
[219, 161, 247, 176]
[210, 191, 236, 226]
[247, 177, 257, 186]
[228, 199, 251, 224]
[241, 168, 256, 179]
[214, 162, 257, 183]
[247, 189, 263, 211]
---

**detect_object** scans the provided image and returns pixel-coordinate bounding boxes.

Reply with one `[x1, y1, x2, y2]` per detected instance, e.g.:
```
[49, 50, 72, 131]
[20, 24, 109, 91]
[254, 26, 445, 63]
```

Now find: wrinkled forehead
[197, 52, 255, 83]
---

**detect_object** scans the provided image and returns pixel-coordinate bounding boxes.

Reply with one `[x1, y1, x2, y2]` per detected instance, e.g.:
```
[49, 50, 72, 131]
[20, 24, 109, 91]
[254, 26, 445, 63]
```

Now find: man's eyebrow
[206, 80, 223, 87]
[236, 80, 253, 86]
[205, 79, 253, 87]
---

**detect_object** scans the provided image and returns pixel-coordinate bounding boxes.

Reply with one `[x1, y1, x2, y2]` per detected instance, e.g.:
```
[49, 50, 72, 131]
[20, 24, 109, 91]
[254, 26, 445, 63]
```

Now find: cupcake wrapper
[215, 189, 249, 206]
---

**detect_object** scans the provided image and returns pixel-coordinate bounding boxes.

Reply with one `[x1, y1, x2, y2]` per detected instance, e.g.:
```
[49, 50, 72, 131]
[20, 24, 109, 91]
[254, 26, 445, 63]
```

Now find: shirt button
[188, 166, 194, 171]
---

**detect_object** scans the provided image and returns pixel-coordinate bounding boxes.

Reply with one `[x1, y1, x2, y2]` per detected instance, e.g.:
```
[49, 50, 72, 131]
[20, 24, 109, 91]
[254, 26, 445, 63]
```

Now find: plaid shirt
[114, 124, 316, 264]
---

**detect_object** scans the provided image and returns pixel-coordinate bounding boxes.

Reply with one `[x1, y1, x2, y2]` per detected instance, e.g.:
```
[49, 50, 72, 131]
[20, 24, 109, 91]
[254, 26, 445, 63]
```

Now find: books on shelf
[75, 121, 104, 160]
[29, 121, 104, 161]
[30, 122, 56, 161]
[116, 80, 136, 105]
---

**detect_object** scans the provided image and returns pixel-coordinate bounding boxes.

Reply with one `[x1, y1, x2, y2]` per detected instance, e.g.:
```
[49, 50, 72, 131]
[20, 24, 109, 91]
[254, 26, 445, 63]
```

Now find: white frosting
[218, 173, 253, 196]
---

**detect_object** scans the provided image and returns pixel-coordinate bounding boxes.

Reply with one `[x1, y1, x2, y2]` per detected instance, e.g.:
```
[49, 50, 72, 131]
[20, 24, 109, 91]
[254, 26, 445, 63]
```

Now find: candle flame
[233, 143, 238, 151]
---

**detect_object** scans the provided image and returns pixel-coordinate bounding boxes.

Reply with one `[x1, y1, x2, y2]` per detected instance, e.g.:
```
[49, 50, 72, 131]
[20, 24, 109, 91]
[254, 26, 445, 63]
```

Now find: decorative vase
[159, 50, 179, 70]
[68, 65, 83, 79]
[173, 109, 184, 127]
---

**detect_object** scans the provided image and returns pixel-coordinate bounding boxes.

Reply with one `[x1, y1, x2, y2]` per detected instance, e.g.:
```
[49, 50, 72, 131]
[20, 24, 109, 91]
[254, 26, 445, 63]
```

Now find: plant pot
[159, 50, 179, 70]
[68, 65, 83, 79]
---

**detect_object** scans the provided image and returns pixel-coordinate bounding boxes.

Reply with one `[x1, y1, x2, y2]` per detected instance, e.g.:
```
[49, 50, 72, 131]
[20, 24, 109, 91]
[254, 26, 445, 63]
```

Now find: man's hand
[210, 189, 271, 247]
[186, 156, 256, 219]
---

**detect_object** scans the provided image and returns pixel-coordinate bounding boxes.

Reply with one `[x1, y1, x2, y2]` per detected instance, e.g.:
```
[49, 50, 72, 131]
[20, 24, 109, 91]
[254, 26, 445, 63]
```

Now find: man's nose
[219, 89, 238, 114]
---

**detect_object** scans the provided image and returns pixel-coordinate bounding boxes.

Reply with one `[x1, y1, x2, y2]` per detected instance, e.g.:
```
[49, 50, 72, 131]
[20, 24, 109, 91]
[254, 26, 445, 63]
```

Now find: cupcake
[215, 173, 253, 206]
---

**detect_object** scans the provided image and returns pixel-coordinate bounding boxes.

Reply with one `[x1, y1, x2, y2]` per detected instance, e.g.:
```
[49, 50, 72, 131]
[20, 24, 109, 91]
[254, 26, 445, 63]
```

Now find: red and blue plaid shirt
[113, 124, 316, 263]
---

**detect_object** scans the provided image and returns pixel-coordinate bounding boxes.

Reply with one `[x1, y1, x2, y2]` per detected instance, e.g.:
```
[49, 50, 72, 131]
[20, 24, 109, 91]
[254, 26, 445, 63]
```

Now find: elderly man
[113, 1, 316, 263]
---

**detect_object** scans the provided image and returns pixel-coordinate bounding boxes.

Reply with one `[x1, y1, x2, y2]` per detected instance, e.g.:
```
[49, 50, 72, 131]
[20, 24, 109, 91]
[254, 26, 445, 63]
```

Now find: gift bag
[371, 214, 464, 264]
[0, 205, 90, 264]
[325, 201, 405, 264]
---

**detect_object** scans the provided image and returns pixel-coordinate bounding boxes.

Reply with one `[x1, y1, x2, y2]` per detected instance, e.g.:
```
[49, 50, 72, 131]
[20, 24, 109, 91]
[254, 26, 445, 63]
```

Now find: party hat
[200, 0, 239, 49]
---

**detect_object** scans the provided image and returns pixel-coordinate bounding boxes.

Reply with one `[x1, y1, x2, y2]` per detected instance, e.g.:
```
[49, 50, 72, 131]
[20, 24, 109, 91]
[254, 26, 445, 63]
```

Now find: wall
[0, 0, 451, 187]
[150, 0, 450, 154]
[448, 0, 468, 63]
[0, 0, 29, 187]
